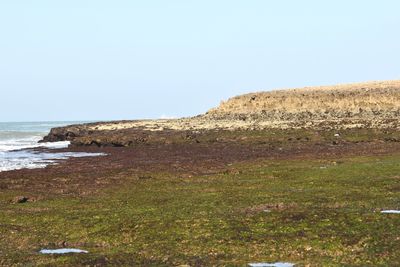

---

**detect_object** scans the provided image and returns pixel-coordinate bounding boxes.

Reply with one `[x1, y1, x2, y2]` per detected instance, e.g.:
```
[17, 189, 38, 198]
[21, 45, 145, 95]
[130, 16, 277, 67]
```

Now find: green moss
[2, 154, 400, 265]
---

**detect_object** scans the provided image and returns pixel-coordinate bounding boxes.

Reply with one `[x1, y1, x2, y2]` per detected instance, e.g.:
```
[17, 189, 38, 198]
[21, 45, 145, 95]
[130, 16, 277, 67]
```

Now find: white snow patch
[40, 248, 88, 254]
[381, 210, 400, 214]
[249, 263, 295, 267]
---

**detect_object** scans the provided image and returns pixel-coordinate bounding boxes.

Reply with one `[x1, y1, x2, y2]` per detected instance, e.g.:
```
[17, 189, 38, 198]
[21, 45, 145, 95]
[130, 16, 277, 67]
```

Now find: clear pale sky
[0, 1, 399, 122]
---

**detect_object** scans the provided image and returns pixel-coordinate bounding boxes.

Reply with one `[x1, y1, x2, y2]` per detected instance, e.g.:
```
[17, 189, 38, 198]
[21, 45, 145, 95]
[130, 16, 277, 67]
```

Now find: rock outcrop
[207, 80, 400, 120]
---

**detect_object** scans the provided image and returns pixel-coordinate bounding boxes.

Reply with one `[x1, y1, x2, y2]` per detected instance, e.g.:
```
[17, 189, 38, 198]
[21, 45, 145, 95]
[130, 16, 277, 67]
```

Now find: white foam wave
[0, 137, 70, 152]
[38, 141, 71, 150]
[0, 121, 105, 172]
[0, 150, 106, 172]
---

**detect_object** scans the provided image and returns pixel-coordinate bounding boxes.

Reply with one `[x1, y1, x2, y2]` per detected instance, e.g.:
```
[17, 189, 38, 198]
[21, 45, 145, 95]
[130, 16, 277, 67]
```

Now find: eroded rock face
[41, 125, 89, 142]
[208, 80, 400, 116]
[40, 122, 110, 143]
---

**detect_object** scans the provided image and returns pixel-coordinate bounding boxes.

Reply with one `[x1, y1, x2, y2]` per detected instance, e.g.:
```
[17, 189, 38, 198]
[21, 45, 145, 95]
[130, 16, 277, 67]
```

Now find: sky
[0, 0, 399, 122]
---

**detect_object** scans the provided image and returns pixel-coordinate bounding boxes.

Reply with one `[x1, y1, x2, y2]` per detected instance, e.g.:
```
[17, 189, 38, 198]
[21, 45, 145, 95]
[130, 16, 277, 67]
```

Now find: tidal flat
[1, 129, 400, 266]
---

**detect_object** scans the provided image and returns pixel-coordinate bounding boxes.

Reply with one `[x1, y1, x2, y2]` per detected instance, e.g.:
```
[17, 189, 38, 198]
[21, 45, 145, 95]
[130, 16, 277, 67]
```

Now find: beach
[2, 125, 400, 265]
[2, 81, 400, 265]
[2, 0, 400, 265]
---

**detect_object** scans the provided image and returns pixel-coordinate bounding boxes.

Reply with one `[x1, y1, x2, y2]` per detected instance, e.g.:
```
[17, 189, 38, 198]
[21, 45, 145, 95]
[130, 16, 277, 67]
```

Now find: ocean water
[0, 121, 104, 172]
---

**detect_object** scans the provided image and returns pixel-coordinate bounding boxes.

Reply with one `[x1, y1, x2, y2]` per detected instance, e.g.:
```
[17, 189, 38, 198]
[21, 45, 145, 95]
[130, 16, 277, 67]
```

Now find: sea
[0, 121, 104, 172]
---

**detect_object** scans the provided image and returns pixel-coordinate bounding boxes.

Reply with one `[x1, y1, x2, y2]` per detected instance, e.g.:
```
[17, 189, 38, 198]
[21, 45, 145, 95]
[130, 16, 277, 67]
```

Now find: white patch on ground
[381, 210, 400, 214]
[40, 248, 88, 254]
[0, 150, 106, 172]
[248, 263, 295, 267]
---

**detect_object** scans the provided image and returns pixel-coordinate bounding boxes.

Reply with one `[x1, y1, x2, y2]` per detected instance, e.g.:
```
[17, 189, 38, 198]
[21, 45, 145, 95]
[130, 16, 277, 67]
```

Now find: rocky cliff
[207, 80, 400, 120]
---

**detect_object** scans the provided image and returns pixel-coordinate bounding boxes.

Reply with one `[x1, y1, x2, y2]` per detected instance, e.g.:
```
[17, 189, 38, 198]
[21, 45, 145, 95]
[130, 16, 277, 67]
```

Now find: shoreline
[2, 127, 400, 265]
[38, 80, 400, 148]
[3, 80, 400, 265]
[4, 127, 400, 196]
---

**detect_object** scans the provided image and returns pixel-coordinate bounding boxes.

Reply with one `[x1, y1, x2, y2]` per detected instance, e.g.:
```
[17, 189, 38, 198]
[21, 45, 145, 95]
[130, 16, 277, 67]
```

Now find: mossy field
[1, 129, 400, 266]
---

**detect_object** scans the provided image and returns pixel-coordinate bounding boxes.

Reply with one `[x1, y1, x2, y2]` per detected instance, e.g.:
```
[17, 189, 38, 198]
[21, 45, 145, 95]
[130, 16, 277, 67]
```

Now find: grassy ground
[1, 152, 400, 266]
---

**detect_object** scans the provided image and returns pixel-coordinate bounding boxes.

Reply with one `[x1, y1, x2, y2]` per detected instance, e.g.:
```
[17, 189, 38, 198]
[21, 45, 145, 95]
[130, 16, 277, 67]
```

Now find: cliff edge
[207, 80, 400, 120]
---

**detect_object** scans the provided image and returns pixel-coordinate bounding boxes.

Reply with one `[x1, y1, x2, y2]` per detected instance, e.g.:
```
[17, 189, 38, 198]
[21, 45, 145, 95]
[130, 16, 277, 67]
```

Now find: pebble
[12, 196, 29, 204]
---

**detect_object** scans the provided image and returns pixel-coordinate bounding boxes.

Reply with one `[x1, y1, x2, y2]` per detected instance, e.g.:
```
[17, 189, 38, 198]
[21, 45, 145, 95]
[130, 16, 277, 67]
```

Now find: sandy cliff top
[208, 80, 400, 115]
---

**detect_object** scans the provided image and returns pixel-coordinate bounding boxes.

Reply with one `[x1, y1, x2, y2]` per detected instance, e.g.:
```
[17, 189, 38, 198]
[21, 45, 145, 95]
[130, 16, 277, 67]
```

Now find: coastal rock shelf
[5, 81, 400, 265]
[41, 80, 400, 147]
